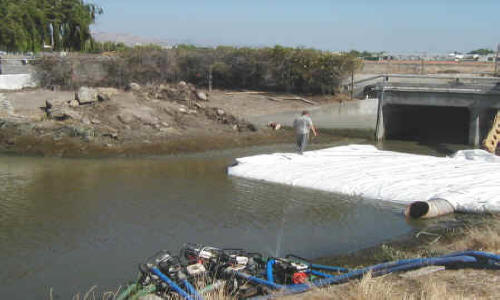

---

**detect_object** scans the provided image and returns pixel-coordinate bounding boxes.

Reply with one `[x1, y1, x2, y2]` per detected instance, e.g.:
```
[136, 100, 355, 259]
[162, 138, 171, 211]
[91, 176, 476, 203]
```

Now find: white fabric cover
[228, 145, 500, 213]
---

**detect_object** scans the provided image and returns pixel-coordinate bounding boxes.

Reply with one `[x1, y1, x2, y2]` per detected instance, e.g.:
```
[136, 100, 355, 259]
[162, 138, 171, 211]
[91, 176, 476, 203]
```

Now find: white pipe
[404, 199, 455, 219]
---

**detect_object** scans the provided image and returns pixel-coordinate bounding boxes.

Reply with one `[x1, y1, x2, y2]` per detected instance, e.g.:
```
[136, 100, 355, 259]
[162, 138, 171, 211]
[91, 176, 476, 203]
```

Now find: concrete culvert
[383, 105, 470, 144]
[404, 199, 455, 219]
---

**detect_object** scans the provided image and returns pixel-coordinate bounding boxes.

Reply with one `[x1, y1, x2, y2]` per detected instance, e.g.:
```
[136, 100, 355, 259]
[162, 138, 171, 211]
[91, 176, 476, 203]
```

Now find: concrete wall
[0, 74, 38, 90]
[362, 61, 495, 75]
[0, 59, 35, 75]
[248, 99, 378, 131]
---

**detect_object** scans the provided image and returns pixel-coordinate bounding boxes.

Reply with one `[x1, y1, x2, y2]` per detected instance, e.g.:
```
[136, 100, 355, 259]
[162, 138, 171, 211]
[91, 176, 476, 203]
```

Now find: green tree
[468, 48, 494, 55]
[0, 0, 102, 52]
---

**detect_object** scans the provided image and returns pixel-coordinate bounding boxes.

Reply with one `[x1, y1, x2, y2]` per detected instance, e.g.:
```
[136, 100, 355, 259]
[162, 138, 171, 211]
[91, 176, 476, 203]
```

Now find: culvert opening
[383, 105, 470, 144]
[407, 201, 430, 218]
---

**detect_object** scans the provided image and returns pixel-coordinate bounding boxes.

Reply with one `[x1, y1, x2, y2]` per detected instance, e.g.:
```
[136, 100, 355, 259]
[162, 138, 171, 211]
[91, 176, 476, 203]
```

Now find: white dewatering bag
[228, 145, 500, 213]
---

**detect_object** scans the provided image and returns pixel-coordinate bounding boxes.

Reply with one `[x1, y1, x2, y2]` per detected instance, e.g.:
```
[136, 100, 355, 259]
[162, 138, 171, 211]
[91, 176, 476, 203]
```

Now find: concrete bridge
[373, 75, 500, 146]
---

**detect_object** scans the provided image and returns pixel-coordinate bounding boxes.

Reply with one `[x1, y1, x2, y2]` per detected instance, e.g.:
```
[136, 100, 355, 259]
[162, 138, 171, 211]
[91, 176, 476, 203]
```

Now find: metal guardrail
[0, 58, 38, 61]
[350, 74, 500, 86]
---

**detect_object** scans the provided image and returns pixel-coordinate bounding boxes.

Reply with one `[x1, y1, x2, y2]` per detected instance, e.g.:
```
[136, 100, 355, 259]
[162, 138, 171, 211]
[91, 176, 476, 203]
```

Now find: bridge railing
[345, 74, 500, 98]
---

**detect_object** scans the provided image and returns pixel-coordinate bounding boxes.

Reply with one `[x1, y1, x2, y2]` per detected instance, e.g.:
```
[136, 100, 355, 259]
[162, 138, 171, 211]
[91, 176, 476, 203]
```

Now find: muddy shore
[0, 85, 348, 157]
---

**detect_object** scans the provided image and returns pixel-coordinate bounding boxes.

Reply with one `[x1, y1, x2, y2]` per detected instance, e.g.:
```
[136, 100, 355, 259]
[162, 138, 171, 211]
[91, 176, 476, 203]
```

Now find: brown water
[0, 140, 470, 299]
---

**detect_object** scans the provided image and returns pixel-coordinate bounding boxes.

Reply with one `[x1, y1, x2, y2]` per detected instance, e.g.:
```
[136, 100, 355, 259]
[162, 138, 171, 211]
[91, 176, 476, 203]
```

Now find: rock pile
[144, 81, 209, 103]
[204, 107, 257, 132]
[45, 87, 119, 121]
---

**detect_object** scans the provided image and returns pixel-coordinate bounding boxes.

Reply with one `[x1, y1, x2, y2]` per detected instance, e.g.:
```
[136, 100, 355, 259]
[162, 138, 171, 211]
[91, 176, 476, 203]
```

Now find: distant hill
[92, 32, 182, 47]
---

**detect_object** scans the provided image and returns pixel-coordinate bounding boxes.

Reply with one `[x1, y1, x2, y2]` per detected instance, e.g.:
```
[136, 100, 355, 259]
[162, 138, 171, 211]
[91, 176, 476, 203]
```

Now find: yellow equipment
[483, 110, 500, 154]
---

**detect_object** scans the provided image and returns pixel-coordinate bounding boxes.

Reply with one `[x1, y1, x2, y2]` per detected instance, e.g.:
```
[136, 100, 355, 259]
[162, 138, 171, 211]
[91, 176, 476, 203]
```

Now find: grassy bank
[289, 214, 500, 300]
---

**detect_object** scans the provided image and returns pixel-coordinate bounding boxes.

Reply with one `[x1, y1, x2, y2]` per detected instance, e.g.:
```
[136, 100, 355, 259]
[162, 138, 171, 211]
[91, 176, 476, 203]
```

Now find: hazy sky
[91, 0, 500, 53]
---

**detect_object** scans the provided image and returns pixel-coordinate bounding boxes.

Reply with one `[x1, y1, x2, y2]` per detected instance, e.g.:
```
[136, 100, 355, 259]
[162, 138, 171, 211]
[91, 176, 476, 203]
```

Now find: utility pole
[208, 65, 213, 92]
[495, 43, 499, 76]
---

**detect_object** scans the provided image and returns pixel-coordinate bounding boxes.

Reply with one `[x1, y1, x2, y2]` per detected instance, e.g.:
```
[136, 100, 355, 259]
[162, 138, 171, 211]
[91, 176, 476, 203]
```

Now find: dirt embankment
[0, 84, 342, 157]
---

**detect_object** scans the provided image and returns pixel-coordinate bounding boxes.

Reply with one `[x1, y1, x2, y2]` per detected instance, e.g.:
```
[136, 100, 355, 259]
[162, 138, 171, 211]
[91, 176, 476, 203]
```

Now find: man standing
[293, 110, 317, 154]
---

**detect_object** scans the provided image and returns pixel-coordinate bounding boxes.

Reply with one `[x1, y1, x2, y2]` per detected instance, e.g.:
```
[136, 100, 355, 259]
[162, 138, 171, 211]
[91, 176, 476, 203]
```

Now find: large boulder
[47, 105, 81, 120]
[196, 91, 208, 101]
[132, 108, 160, 126]
[97, 87, 119, 101]
[128, 82, 141, 91]
[68, 100, 79, 107]
[75, 87, 98, 104]
[117, 112, 135, 124]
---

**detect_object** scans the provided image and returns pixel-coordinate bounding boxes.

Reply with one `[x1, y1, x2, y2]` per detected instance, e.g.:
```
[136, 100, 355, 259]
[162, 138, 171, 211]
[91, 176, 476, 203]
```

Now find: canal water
[0, 140, 470, 299]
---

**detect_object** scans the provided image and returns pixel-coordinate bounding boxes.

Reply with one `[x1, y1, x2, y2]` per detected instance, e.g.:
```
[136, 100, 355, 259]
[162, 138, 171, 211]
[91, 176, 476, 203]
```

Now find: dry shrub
[428, 218, 500, 255]
[284, 273, 468, 300]
[34, 46, 361, 95]
[448, 223, 500, 253]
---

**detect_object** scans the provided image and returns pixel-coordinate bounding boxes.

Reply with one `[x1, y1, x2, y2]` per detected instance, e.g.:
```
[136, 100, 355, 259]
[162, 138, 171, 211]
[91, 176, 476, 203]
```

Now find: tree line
[0, 0, 101, 52]
[36, 45, 362, 94]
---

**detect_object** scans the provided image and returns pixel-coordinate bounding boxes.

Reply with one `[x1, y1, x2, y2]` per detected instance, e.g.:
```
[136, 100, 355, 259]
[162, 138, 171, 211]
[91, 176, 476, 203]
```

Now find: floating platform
[228, 145, 500, 214]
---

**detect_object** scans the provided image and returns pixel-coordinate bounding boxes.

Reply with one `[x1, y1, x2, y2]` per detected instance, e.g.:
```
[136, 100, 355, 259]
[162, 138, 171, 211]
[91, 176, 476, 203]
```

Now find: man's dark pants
[296, 133, 309, 154]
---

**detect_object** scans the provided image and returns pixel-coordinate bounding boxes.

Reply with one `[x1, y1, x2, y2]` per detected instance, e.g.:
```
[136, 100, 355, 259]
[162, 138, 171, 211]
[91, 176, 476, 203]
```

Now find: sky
[91, 0, 500, 53]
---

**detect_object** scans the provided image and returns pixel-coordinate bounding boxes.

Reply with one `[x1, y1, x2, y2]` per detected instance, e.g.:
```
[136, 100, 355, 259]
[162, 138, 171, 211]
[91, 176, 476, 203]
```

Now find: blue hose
[308, 270, 334, 278]
[182, 279, 204, 300]
[250, 255, 478, 299]
[293, 255, 477, 291]
[310, 264, 349, 273]
[440, 251, 500, 262]
[266, 259, 276, 283]
[151, 268, 194, 300]
[233, 271, 284, 290]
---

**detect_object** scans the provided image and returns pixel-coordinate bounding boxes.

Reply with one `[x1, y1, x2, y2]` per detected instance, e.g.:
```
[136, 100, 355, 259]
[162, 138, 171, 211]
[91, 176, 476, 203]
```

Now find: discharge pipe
[404, 198, 454, 219]
[266, 259, 276, 283]
[151, 268, 194, 300]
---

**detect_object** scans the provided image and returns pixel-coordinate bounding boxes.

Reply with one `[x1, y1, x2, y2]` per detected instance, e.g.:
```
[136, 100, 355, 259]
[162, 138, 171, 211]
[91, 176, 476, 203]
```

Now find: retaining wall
[248, 99, 379, 131]
[0, 74, 38, 90]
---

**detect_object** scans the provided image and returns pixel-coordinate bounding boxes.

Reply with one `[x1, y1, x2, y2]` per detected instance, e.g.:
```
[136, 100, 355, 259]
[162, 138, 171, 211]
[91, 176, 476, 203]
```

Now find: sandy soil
[206, 90, 340, 118]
